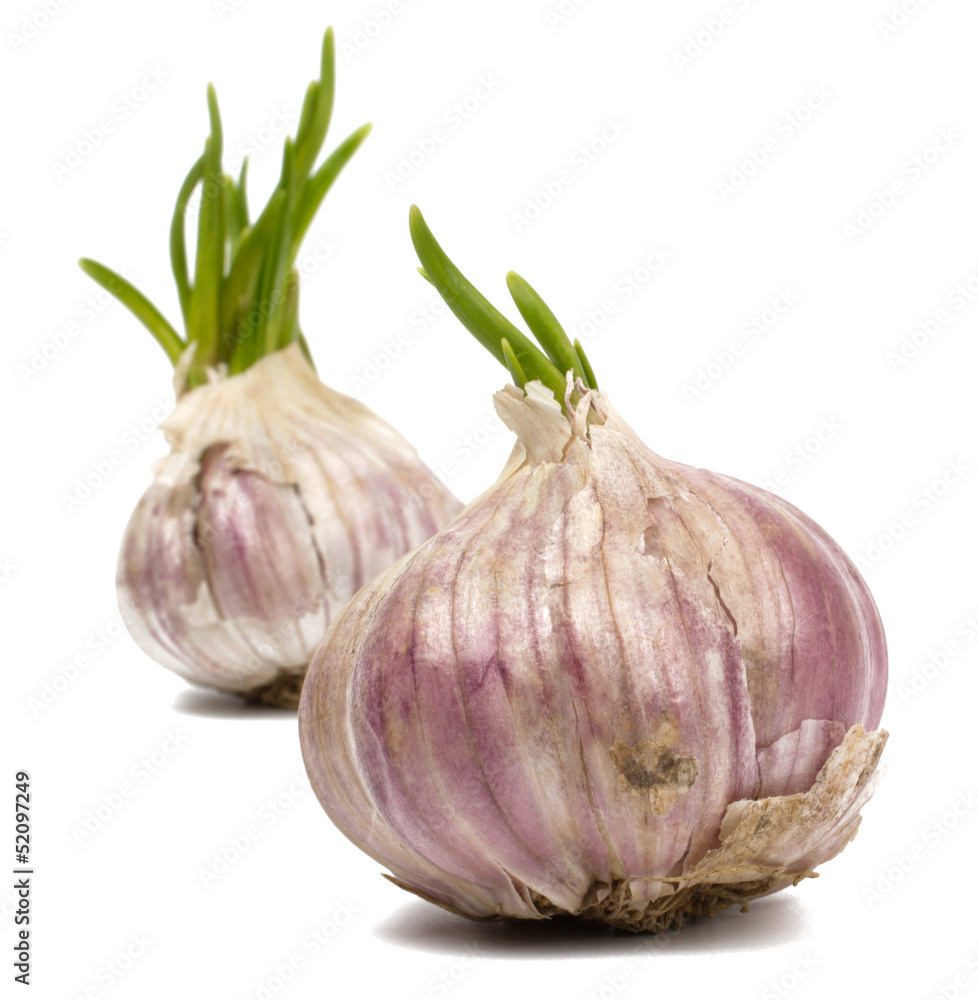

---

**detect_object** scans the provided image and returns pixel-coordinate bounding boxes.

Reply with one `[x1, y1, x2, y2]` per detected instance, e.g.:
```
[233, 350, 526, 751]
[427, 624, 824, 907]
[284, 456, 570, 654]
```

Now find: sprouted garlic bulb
[80, 33, 461, 707]
[119, 344, 460, 707]
[298, 207, 888, 931]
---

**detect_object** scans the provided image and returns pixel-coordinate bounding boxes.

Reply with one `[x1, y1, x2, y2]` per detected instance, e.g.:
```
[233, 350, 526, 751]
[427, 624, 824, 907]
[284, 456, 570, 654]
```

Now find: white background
[3, 0, 977, 997]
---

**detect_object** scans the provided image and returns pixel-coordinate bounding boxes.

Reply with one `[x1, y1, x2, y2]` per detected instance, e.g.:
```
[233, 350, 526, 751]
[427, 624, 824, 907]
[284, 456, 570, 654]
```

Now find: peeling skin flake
[712, 725, 887, 881]
[582, 725, 889, 933]
[299, 382, 888, 929]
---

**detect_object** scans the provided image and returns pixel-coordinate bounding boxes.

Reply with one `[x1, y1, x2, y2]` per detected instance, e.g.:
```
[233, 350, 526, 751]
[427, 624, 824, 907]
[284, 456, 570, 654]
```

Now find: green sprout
[79, 27, 370, 389]
[408, 205, 598, 405]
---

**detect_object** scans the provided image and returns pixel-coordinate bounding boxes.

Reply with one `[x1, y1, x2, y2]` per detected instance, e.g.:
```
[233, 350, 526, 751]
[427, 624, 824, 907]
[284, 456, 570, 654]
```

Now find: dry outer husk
[299, 380, 888, 927]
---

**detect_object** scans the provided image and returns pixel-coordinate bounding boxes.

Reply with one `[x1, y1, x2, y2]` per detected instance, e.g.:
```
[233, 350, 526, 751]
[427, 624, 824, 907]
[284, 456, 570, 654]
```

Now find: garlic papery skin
[299, 207, 888, 931]
[299, 381, 887, 929]
[119, 344, 461, 707]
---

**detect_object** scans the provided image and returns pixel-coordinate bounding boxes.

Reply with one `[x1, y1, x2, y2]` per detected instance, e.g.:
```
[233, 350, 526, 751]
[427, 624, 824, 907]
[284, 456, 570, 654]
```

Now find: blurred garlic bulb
[298, 208, 888, 930]
[120, 344, 460, 706]
[80, 33, 461, 705]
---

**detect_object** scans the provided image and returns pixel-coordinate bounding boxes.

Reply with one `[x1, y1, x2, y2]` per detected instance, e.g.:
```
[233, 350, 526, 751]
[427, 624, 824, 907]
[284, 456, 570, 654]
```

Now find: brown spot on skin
[610, 735, 697, 814]
[612, 743, 698, 790]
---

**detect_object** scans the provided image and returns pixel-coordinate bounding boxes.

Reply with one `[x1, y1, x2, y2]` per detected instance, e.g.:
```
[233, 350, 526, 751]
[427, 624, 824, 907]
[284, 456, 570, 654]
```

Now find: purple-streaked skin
[119, 344, 462, 707]
[299, 381, 887, 931]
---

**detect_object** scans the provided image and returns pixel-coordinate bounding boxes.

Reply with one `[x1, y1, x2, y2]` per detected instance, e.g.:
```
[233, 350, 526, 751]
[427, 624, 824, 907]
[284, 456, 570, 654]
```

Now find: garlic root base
[243, 670, 306, 709]
[532, 871, 818, 934]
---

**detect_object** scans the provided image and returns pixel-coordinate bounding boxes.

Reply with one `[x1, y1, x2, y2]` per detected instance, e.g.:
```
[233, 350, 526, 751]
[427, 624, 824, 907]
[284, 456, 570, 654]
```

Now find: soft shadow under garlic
[374, 891, 811, 957]
[171, 688, 294, 719]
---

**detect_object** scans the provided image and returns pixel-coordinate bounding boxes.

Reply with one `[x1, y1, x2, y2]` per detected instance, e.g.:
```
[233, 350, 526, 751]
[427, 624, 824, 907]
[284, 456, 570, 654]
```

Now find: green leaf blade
[290, 122, 372, 259]
[169, 155, 204, 327]
[506, 271, 586, 387]
[500, 338, 527, 388]
[408, 205, 566, 399]
[573, 338, 598, 390]
[188, 130, 226, 373]
[78, 258, 184, 365]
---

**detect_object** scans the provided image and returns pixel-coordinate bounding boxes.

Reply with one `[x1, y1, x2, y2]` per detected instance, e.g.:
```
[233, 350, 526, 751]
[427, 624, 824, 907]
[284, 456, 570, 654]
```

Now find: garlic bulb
[81, 33, 461, 705]
[298, 208, 888, 931]
[120, 344, 460, 706]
